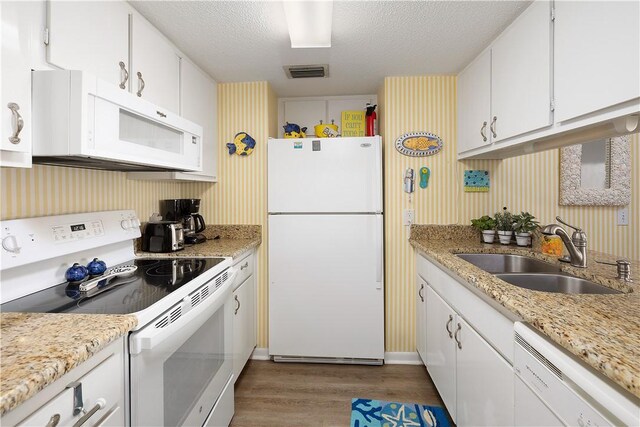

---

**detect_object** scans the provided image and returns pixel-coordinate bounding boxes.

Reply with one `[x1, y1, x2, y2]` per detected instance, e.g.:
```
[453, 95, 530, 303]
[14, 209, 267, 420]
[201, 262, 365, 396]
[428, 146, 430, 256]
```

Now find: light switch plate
[403, 209, 415, 226]
[617, 206, 629, 226]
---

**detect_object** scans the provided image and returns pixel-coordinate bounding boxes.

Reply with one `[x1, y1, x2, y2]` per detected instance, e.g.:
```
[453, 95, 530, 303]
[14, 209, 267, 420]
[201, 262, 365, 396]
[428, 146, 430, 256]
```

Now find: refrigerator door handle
[375, 215, 383, 289]
[374, 137, 383, 211]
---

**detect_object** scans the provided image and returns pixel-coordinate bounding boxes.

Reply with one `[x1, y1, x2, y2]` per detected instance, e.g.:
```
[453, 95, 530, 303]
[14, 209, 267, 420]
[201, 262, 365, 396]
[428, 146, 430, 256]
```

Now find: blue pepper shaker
[65, 263, 89, 282]
[87, 258, 107, 276]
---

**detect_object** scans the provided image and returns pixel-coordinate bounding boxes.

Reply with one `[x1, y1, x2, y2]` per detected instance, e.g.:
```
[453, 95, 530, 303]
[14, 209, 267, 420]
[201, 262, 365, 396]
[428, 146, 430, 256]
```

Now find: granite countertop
[0, 313, 137, 416]
[409, 225, 640, 399]
[136, 224, 261, 259]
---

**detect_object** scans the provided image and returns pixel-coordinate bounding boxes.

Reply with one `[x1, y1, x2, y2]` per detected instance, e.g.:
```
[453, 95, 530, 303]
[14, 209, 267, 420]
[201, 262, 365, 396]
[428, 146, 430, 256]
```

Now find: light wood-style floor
[230, 360, 448, 426]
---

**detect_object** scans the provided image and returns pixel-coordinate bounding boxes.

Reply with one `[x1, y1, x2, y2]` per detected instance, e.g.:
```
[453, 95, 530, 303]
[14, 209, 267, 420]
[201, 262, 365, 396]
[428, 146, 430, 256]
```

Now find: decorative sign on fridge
[395, 132, 443, 157]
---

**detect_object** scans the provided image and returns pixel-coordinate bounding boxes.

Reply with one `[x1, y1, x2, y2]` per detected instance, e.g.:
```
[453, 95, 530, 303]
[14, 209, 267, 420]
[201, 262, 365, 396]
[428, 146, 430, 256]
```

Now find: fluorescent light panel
[283, 0, 333, 48]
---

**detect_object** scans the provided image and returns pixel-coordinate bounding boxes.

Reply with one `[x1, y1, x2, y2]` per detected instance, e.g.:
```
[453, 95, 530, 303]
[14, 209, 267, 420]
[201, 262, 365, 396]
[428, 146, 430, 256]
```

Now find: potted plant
[471, 215, 497, 243]
[494, 207, 514, 245]
[513, 212, 539, 247]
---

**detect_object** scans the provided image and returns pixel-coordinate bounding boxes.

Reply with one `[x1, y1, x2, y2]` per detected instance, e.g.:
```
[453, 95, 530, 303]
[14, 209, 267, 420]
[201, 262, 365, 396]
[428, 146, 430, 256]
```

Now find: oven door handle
[130, 268, 237, 355]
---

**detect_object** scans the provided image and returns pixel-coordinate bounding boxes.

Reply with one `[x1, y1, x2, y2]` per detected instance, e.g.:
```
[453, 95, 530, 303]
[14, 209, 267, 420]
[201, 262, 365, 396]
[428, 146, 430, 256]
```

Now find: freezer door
[268, 214, 384, 360]
[268, 136, 382, 213]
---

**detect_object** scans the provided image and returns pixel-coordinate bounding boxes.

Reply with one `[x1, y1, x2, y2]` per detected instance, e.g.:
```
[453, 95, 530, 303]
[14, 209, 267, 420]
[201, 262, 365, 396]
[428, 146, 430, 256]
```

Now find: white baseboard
[384, 352, 423, 365]
[250, 347, 270, 360]
[250, 348, 423, 365]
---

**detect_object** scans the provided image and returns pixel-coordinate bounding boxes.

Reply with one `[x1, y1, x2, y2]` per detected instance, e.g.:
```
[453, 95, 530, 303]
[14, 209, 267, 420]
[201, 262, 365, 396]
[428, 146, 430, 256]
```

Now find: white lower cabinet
[456, 316, 514, 426]
[425, 286, 457, 421]
[3, 338, 125, 427]
[232, 251, 256, 382]
[415, 275, 428, 365]
[419, 254, 514, 426]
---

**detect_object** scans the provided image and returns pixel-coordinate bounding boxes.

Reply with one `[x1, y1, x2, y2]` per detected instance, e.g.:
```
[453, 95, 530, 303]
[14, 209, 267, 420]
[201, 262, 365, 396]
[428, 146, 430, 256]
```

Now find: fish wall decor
[226, 132, 257, 156]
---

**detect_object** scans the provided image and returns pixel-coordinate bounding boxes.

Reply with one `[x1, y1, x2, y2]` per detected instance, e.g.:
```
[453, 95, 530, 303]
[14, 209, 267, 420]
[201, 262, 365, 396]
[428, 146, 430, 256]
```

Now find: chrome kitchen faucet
[542, 216, 588, 268]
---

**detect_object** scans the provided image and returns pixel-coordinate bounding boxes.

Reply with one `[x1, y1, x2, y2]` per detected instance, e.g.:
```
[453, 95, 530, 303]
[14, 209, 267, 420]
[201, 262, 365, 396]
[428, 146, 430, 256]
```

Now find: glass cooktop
[1, 258, 226, 315]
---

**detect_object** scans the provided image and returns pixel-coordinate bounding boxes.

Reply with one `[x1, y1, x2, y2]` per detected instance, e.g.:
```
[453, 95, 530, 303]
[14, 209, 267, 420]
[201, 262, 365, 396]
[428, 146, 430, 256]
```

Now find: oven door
[129, 271, 235, 427]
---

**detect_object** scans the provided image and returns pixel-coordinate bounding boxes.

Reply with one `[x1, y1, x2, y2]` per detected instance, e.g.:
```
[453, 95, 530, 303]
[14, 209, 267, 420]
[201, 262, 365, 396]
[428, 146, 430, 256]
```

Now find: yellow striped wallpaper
[0, 165, 185, 221]
[381, 75, 639, 352]
[184, 81, 277, 348]
[1, 76, 637, 356]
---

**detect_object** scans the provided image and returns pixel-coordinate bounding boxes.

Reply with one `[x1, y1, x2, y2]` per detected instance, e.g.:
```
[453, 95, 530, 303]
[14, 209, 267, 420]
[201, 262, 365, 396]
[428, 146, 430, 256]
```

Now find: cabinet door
[416, 275, 427, 365]
[282, 100, 326, 137]
[1, 1, 32, 167]
[233, 275, 256, 382]
[180, 58, 218, 181]
[457, 50, 491, 154]
[456, 316, 514, 426]
[425, 286, 457, 421]
[554, 1, 640, 123]
[131, 13, 180, 113]
[491, 1, 552, 142]
[47, 0, 130, 89]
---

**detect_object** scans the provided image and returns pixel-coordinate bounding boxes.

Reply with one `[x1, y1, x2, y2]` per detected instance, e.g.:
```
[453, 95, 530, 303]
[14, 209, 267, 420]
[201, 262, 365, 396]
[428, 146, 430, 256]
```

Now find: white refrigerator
[268, 136, 384, 363]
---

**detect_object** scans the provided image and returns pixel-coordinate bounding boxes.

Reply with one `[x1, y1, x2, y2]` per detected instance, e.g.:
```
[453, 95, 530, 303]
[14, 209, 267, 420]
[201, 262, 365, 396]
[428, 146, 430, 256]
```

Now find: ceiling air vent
[284, 64, 329, 79]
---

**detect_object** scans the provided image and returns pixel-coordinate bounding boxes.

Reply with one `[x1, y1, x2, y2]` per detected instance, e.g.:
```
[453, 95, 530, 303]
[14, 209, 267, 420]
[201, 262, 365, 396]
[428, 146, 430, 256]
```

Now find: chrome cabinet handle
[234, 295, 240, 315]
[240, 261, 249, 270]
[480, 121, 487, 142]
[136, 72, 145, 97]
[418, 283, 424, 302]
[66, 381, 84, 416]
[490, 116, 497, 138]
[45, 414, 61, 427]
[445, 315, 453, 338]
[454, 323, 462, 349]
[118, 61, 129, 89]
[7, 103, 24, 144]
[71, 399, 106, 427]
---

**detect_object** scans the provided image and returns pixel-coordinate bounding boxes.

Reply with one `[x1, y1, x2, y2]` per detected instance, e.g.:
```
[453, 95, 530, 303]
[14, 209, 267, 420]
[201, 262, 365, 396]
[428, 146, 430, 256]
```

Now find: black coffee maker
[160, 199, 206, 244]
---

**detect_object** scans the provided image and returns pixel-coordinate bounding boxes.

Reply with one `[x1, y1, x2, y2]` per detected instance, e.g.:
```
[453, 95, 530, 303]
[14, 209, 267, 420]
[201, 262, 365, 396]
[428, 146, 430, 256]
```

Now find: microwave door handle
[130, 269, 237, 354]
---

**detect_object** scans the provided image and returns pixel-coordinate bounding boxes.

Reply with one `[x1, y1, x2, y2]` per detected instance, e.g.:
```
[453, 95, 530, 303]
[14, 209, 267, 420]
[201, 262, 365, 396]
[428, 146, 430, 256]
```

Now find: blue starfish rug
[351, 398, 450, 427]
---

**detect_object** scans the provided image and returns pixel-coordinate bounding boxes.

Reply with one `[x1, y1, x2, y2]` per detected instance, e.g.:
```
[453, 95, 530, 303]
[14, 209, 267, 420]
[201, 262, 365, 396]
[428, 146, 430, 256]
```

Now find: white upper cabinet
[1, 1, 33, 168]
[131, 13, 180, 114]
[457, 0, 639, 159]
[47, 0, 130, 90]
[180, 58, 218, 181]
[128, 57, 218, 182]
[457, 50, 491, 153]
[491, 0, 551, 142]
[554, 1, 640, 123]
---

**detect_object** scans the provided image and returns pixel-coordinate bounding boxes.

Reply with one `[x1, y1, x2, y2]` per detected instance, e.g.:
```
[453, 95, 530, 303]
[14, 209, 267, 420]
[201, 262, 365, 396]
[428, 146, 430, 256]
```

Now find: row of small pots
[481, 230, 532, 246]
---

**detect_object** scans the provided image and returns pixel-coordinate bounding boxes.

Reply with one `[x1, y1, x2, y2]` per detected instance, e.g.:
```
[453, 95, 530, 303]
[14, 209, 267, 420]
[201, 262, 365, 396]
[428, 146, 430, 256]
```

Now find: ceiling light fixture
[283, 0, 333, 48]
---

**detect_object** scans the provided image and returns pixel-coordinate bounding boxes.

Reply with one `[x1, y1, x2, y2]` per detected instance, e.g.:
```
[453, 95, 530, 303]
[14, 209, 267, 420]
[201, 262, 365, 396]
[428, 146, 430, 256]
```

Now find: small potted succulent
[494, 207, 514, 245]
[471, 215, 497, 243]
[513, 212, 539, 247]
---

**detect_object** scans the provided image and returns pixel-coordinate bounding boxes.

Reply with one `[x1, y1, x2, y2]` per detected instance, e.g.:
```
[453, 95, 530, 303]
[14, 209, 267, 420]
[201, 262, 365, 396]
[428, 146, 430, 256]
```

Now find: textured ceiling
[129, 1, 530, 97]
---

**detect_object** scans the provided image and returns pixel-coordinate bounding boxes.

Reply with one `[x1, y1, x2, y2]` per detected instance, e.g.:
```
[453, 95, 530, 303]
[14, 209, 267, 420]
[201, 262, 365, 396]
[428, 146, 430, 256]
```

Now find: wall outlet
[403, 209, 415, 226]
[617, 206, 629, 226]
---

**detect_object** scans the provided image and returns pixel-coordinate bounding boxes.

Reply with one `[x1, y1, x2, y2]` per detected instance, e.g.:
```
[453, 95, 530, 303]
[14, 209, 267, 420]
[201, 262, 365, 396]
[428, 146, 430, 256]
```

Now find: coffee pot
[160, 199, 207, 244]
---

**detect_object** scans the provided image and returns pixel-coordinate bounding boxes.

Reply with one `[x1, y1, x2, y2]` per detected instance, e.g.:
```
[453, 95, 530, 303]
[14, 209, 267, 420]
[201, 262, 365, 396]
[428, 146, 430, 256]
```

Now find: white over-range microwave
[32, 70, 203, 172]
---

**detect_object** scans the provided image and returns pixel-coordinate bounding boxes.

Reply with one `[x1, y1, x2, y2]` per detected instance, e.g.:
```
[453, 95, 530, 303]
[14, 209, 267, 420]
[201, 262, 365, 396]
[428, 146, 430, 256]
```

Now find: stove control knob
[121, 219, 132, 230]
[2, 235, 21, 254]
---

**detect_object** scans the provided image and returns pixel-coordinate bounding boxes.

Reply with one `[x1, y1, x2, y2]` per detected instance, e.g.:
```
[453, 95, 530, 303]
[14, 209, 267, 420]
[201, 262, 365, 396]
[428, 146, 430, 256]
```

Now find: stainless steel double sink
[455, 253, 622, 295]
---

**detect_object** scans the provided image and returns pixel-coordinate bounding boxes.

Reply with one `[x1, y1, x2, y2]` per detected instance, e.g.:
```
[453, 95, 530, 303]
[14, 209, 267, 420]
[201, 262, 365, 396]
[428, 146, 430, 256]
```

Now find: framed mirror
[559, 135, 631, 206]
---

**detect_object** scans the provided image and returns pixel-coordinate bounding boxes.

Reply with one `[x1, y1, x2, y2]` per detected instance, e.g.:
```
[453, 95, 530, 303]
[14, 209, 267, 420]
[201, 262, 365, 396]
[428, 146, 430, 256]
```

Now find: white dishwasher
[514, 323, 639, 427]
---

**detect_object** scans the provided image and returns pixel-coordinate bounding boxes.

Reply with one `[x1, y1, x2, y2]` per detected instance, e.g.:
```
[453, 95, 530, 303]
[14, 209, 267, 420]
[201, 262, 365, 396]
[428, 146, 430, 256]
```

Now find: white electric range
[1, 210, 236, 427]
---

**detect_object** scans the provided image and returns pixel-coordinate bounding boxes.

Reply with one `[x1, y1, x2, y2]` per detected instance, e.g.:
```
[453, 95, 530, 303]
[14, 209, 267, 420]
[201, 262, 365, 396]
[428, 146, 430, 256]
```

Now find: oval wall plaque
[395, 132, 443, 157]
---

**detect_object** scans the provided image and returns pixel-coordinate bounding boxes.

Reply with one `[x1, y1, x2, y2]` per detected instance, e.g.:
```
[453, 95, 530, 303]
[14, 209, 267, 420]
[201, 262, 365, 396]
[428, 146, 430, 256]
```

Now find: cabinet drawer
[233, 252, 254, 289]
[18, 353, 123, 427]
